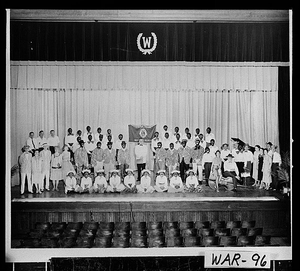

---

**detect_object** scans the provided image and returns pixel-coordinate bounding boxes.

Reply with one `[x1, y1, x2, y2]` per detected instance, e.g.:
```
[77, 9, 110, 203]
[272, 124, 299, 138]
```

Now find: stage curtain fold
[10, 62, 279, 186]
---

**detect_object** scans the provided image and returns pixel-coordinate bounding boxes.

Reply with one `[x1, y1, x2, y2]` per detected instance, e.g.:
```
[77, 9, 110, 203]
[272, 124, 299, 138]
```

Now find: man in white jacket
[134, 139, 148, 182]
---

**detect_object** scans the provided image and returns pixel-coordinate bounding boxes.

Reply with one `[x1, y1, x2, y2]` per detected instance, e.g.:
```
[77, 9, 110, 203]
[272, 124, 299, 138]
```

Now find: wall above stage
[10, 21, 289, 62]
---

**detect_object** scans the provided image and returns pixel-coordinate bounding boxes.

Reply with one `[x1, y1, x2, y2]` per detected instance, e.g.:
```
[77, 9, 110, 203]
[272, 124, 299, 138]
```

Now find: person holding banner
[134, 139, 148, 182]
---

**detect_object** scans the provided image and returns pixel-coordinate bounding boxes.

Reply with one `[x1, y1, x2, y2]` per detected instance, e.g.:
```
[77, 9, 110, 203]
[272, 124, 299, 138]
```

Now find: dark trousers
[223, 171, 238, 189]
[271, 162, 280, 190]
[49, 146, 55, 155]
[204, 162, 212, 184]
[236, 162, 244, 178]
[179, 159, 189, 182]
[137, 163, 146, 182]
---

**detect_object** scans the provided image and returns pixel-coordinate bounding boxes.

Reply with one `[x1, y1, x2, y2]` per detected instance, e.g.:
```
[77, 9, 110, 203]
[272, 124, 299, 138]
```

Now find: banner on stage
[128, 125, 156, 143]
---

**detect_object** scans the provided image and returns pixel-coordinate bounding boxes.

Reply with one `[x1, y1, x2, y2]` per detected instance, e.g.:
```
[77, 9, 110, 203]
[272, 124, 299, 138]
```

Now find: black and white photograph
[5, 9, 292, 270]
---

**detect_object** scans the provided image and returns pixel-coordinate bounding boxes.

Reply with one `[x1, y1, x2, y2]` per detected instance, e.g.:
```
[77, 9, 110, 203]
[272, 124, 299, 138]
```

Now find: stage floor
[11, 183, 282, 203]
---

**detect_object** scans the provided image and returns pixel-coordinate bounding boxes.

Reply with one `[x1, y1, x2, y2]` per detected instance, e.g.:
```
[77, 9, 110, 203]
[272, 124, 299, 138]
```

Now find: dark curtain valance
[10, 22, 289, 62]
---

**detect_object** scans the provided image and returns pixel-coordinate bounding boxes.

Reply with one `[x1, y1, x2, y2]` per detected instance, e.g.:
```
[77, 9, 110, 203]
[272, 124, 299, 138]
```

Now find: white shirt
[134, 144, 148, 164]
[209, 145, 219, 155]
[202, 152, 214, 164]
[273, 152, 282, 165]
[169, 176, 183, 189]
[94, 176, 108, 188]
[186, 139, 195, 149]
[174, 141, 182, 150]
[220, 149, 231, 162]
[26, 137, 39, 151]
[80, 177, 93, 189]
[155, 175, 168, 187]
[48, 135, 60, 147]
[36, 136, 48, 148]
[85, 141, 96, 154]
[151, 137, 161, 153]
[124, 175, 136, 187]
[109, 176, 121, 188]
[140, 176, 152, 189]
[65, 176, 77, 189]
[162, 138, 172, 149]
[172, 132, 182, 142]
[114, 139, 124, 150]
[65, 134, 76, 147]
[185, 175, 198, 188]
[199, 140, 206, 149]
[224, 160, 239, 175]
[243, 150, 254, 163]
[205, 133, 215, 144]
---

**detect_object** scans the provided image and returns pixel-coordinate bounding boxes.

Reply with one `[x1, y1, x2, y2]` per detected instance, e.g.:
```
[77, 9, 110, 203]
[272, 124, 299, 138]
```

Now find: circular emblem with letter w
[137, 32, 157, 55]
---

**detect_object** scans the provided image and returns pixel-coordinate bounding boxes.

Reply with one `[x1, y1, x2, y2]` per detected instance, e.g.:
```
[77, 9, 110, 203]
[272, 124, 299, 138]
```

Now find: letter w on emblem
[142, 37, 152, 48]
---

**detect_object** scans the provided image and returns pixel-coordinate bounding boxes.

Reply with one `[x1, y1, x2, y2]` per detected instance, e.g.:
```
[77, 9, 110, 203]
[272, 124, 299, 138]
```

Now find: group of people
[18, 125, 282, 195]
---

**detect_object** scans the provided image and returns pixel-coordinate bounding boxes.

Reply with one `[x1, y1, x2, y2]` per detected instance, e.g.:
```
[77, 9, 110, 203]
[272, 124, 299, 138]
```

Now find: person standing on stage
[19, 145, 33, 194]
[209, 139, 219, 155]
[48, 130, 60, 155]
[178, 140, 192, 182]
[155, 141, 167, 173]
[62, 145, 75, 178]
[40, 144, 51, 191]
[271, 145, 282, 190]
[162, 132, 172, 150]
[173, 133, 182, 150]
[172, 126, 182, 142]
[50, 146, 63, 191]
[205, 127, 215, 147]
[103, 141, 117, 180]
[252, 145, 261, 187]
[202, 147, 214, 185]
[82, 125, 94, 143]
[191, 138, 205, 183]
[186, 133, 194, 149]
[31, 149, 43, 194]
[260, 148, 272, 190]
[117, 141, 130, 180]
[151, 131, 161, 154]
[64, 128, 76, 160]
[74, 140, 89, 173]
[94, 127, 104, 144]
[26, 132, 38, 154]
[166, 142, 179, 177]
[194, 128, 201, 140]
[84, 134, 96, 166]
[134, 139, 148, 182]
[91, 141, 105, 173]
[115, 134, 125, 166]
[223, 154, 240, 192]
[209, 150, 222, 192]
[198, 133, 206, 150]
[234, 144, 245, 178]
[243, 144, 254, 184]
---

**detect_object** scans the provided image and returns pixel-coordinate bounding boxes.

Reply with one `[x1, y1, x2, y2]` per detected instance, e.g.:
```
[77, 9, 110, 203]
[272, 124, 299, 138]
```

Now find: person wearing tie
[178, 140, 192, 182]
[26, 132, 38, 154]
[19, 145, 33, 194]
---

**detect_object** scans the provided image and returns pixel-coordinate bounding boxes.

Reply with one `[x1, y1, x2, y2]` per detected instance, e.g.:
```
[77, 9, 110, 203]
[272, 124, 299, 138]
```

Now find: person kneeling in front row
[168, 170, 184, 193]
[136, 169, 155, 193]
[64, 170, 77, 194]
[154, 169, 169, 192]
[184, 169, 203, 192]
[93, 169, 108, 193]
[75, 168, 94, 193]
[106, 169, 125, 192]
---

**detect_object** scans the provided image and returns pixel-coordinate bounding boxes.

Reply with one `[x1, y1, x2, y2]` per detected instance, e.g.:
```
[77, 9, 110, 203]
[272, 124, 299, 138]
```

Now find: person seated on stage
[123, 168, 137, 193]
[184, 169, 202, 192]
[154, 169, 169, 192]
[168, 170, 184, 193]
[93, 169, 108, 193]
[64, 170, 77, 194]
[106, 169, 125, 193]
[76, 168, 94, 194]
[74, 140, 89, 173]
[136, 169, 155, 193]
[223, 154, 240, 192]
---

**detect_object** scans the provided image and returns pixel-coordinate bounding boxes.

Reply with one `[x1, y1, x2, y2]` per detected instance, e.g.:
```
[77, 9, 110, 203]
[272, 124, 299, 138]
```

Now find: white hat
[157, 169, 166, 174]
[96, 169, 105, 174]
[186, 169, 195, 175]
[141, 169, 150, 175]
[66, 170, 75, 176]
[171, 170, 180, 174]
[125, 168, 133, 173]
[110, 169, 119, 174]
[82, 169, 91, 174]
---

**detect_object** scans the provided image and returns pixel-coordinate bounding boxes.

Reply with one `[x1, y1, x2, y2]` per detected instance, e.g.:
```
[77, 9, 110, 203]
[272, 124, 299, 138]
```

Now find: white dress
[262, 155, 272, 185]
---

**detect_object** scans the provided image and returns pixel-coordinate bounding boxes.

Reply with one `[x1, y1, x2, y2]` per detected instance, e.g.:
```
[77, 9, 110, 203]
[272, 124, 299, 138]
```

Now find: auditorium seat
[17, 219, 281, 248]
[241, 220, 256, 228]
[219, 236, 237, 246]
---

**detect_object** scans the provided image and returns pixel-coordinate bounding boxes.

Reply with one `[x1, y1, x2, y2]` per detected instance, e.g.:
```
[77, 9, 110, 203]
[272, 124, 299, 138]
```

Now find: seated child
[154, 169, 169, 192]
[136, 169, 155, 193]
[168, 170, 184, 193]
[184, 169, 203, 192]
[64, 170, 77, 194]
[106, 169, 125, 192]
[75, 168, 94, 193]
[93, 169, 108, 193]
[123, 168, 137, 193]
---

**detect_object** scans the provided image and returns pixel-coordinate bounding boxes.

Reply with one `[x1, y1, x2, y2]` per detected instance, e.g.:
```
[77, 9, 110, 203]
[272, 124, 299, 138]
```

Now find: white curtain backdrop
[10, 61, 279, 186]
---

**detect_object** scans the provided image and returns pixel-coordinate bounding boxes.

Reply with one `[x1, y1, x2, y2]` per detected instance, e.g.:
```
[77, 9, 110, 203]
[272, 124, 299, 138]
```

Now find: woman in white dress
[260, 149, 272, 190]
[50, 147, 63, 191]
[31, 149, 43, 194]
[252, 145, 261, 187]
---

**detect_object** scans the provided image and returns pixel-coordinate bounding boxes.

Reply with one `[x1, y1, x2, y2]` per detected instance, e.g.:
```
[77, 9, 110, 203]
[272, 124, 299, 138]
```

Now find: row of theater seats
[19, 220, 272, 248]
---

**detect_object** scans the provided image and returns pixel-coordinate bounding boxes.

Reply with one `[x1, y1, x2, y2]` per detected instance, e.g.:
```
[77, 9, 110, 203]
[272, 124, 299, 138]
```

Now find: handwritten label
[205, 251, 270, 268]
